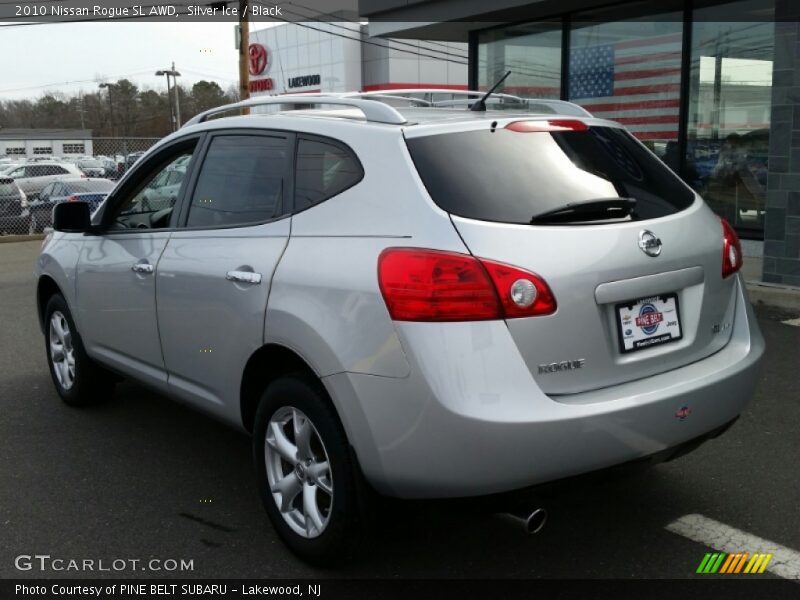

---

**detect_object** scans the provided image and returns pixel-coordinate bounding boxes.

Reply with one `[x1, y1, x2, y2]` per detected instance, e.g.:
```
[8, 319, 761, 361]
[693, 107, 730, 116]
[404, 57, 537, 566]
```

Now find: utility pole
[156, 65, 182, 132]
[172, 61, 182, 128]
[98, 83, 115, 137]
[76, 95, 87, 129]
[238, 0, 250, 107]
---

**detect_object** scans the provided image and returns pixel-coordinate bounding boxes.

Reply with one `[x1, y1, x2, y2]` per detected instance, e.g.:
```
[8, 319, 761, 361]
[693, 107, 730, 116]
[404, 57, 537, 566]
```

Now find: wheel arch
[36, 275, 63, 333]
[240, 343, 326, 434]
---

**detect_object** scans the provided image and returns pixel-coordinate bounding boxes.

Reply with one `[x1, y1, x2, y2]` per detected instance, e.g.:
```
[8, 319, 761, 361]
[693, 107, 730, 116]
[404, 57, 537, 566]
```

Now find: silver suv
[35, 93, 764, 564]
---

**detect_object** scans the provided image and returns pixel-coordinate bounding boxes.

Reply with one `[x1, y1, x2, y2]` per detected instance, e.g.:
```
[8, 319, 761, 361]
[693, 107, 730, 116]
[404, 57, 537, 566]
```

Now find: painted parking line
[666, 514, 800, 581]
[782, 318, 800, 327]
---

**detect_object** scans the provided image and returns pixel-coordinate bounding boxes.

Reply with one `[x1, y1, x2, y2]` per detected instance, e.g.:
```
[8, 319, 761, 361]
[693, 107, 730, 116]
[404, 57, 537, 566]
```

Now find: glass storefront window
[477, 22, 562, 98]
[686, 0, 775, 237]
[569, 12, 684, 161]
[473, 0, 777, 238]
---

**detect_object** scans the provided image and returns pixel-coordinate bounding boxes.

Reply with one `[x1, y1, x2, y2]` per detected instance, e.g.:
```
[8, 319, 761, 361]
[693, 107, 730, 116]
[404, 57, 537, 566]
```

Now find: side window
[8, 167, 25, 178]
[295, 138, 363, 212]
[40, 183, 54, 199]
[53, 166, 69, 175]
[185, 134, 288, 229]
[108, 144, 196, 230]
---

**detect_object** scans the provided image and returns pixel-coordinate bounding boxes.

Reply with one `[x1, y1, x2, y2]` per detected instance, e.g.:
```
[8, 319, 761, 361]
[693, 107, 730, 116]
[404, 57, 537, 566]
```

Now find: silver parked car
[5, 161, 84, 199]
[35, 92, 764, 564]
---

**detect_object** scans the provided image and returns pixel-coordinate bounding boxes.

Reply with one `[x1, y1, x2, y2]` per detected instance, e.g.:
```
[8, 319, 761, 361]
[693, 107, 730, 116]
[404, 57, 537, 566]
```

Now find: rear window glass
[64, 180, 114, 194]
[78, 159, 103, 168]
[0, 180, 17, 196]
[186, 134, 288, 228]
[405, 125, 694, 225]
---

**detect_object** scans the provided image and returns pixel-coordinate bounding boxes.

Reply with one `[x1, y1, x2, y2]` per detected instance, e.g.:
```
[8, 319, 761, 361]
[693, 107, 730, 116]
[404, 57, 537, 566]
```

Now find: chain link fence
[0, 137, 160, 236]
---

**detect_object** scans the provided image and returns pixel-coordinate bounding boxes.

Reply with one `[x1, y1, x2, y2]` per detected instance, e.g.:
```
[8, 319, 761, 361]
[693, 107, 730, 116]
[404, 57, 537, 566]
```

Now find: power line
[249, 1, 467, 66]
[0, 69, 162, 94]
[261, 2, 564, 82]
[279, 1, 470, 61]
[285, 0, 465, 55]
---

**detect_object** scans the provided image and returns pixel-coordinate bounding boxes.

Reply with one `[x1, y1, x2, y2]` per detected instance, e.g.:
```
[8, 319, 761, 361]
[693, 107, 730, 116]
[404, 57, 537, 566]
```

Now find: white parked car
[4, 162, 84, 198]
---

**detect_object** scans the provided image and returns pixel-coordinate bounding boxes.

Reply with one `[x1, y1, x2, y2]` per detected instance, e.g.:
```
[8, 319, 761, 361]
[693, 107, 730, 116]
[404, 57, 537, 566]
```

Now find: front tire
[253, 374, 369, 565]
[44, 294, 115, 406]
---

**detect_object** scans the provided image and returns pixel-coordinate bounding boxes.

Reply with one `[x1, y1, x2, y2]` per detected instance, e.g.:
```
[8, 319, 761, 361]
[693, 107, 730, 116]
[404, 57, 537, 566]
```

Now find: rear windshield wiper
[529, 197, 636, 224]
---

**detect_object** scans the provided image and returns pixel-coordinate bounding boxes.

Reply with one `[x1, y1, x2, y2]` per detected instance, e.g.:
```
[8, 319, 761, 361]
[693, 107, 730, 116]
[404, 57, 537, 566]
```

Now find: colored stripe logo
[696, 552, 773, 574]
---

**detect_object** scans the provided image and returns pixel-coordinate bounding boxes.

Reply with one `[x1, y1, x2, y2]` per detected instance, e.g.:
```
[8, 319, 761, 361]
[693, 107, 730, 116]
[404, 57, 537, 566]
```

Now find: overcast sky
[0, 22, 270, 100]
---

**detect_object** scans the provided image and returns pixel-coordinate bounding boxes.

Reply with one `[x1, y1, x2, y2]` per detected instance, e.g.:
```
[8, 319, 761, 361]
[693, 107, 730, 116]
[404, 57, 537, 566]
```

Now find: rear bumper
[324, 275, 764, 498]
[0, 211, 31, 230]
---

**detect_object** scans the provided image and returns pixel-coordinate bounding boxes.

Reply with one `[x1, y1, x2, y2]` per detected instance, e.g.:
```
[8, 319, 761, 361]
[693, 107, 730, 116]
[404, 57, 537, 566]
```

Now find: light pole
[156, 65, 182, 131]
[98, 83, 115, 137]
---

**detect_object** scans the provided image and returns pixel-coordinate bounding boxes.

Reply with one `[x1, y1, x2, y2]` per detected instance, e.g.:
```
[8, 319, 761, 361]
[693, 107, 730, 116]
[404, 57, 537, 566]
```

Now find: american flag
[569, 33, 682, 141]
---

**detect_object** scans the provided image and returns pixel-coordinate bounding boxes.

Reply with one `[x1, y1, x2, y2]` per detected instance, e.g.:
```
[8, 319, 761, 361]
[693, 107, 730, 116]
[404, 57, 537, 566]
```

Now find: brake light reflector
[377, 248, 556, 321]
[479, 258, 557, 318]
[505, 119, 589, 133]
[721, 218, 743, 278]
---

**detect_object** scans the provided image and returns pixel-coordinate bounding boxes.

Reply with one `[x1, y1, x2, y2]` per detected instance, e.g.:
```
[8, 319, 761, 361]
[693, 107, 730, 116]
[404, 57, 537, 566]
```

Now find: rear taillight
[377, 248, 556, 322]
[67, 195, 80, 202]
[479, 257, 557, 318]
[721, 218, 743, 278]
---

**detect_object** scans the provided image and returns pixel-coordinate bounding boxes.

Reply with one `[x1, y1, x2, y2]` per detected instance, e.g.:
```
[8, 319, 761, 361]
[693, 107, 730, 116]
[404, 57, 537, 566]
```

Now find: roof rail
[182, 94, 407, 128]
[348, 89, 593, 117]
[343, 93, 433, 107]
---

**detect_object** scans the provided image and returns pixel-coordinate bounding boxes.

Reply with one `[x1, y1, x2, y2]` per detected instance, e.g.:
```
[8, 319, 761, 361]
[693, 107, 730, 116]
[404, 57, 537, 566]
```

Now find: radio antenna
[470, 71, 511, 112]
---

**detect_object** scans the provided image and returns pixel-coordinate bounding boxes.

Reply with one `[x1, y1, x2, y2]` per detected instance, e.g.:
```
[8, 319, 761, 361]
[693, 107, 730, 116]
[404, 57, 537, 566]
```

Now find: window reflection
[569, 15, 684, 159]
[477, 23, 562, 98]
[686, 5, 774, 236]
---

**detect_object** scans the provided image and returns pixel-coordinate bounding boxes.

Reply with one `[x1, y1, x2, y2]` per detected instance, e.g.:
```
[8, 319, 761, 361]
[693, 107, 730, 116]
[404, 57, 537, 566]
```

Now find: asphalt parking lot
[1, 240, 798, 580]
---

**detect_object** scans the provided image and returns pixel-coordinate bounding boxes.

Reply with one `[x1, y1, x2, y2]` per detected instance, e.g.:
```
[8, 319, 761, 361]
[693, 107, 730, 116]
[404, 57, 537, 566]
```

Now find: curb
[0, 234, 45, 244]
[745, 281, 800, 313]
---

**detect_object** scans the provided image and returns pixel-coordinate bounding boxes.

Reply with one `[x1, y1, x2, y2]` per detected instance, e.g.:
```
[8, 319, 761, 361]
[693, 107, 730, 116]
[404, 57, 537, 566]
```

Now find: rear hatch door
[404, 119, 738, 395]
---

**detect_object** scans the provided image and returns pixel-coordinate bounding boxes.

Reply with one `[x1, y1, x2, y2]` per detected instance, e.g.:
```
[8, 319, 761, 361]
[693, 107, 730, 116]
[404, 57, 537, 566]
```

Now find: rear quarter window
[405, 125, 694, 225]
[294, 138, 363, 212]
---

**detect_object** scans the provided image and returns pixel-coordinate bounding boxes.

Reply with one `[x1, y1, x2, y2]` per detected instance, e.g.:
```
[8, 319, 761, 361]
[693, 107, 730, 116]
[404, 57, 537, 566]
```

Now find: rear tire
[44, 294, 116, 406]
[253, 373, 371, 565]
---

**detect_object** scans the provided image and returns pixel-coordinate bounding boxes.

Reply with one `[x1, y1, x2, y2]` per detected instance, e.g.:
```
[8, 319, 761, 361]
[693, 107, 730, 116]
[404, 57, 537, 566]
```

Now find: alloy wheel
[49, 311, 75, 390]
[264, 406, 334, 538]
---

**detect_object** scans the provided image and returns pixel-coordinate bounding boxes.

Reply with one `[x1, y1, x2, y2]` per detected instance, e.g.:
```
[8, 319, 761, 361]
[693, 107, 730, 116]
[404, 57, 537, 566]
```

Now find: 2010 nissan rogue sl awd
[35, 92, 764, 564]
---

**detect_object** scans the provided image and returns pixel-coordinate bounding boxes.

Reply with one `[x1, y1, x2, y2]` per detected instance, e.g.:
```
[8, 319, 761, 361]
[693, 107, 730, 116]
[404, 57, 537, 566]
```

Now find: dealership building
[361, 0, 800, 286]
[248, 21, 467, 95]
[0, 128, 93, 159]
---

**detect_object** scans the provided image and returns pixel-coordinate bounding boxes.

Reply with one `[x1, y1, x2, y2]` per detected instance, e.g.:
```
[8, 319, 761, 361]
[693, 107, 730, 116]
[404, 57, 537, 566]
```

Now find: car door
[35, 182, 55, 227]
[21, 164, 57, 196]
[75, 136, 202, 391]
[155, 130, 293, 422]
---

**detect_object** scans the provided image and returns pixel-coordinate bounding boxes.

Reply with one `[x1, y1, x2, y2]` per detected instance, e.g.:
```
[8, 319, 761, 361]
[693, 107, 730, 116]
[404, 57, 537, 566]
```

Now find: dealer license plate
[616, 293, 682, 353]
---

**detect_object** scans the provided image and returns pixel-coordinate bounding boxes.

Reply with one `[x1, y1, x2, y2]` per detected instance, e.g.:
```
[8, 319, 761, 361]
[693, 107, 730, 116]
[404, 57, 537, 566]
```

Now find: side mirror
[53, 201, 91, 233]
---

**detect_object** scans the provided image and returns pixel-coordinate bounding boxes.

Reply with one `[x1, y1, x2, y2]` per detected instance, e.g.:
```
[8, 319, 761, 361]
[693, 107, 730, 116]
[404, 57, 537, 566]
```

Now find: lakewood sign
[288, 74, 321, 89]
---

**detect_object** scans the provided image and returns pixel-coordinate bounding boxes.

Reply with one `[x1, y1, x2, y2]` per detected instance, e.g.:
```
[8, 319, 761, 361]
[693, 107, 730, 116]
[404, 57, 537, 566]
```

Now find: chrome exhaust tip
[501, 507, 548, 534]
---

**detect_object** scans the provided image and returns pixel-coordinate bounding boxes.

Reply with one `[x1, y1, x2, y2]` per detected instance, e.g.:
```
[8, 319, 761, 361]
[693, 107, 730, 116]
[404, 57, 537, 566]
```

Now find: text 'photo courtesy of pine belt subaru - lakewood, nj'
[34, 89, 764, 565]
